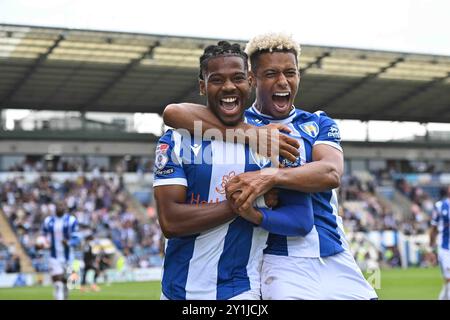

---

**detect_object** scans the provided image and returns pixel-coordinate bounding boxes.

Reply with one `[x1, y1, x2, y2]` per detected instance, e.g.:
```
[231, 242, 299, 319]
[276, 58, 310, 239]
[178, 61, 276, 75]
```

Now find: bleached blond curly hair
[244, 32, 301, 70]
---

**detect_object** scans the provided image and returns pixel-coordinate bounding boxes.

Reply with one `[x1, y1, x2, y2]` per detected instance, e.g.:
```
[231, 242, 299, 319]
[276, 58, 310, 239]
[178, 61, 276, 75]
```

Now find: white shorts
[49, 258, 68, 277]
[261, 250, 378, 300]
[438, 249, 450, 279]
[228, 290, 261, 300]
[160, 290, 260, 300]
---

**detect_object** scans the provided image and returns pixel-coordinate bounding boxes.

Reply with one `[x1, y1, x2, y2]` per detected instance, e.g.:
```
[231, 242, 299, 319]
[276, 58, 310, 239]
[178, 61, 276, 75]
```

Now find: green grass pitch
[0, 267, 443, 300]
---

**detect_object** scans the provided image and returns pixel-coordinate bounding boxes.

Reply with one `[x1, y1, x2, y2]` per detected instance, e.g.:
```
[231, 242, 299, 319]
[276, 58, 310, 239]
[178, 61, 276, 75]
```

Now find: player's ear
[248, 71, 256, 89]
[198, 79, 206, 96]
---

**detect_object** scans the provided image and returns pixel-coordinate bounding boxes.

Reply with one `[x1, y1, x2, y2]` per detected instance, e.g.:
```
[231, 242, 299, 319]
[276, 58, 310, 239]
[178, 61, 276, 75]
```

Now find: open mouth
[272, 92, 291, 112]
[219, 96, 241, 115]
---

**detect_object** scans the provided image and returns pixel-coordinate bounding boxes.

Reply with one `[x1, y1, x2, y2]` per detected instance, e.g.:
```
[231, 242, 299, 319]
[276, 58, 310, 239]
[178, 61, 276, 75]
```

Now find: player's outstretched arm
[230, 189, 313, 237]
[163, 103, 300, 162]
[259, 204, 314, 236]
[226, 144, 343, 211]
[235, 204, 313, 237]
[154, 185, 237, 238]
[260, 189, 314, 236]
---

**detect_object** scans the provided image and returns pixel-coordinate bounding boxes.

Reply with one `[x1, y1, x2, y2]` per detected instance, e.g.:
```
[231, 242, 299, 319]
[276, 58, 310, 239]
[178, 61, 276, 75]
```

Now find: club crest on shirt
[155, 143, 169, 170]
[299, 121, 319, 138]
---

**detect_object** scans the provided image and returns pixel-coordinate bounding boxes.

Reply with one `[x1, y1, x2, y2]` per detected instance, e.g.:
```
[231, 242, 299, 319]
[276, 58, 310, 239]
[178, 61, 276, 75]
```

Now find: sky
[1, 0, 449, 139]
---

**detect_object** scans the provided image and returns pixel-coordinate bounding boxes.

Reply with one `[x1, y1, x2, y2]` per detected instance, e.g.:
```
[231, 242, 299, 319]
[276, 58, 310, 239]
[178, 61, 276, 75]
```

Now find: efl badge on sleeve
[155, 143, 169, 170]
[299, 121, 319, 138]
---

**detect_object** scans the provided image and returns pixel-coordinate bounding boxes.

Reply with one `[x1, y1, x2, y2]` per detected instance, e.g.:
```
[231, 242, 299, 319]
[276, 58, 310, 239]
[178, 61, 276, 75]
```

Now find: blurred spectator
[383, 246, 401, 268]
[6, 254, 21, 273]
[81, 234, 99, 291]
[96, 249, 111, 285]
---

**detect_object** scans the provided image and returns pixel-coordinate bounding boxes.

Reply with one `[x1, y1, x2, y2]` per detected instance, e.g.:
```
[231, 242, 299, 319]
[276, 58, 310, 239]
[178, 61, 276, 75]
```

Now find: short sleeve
[431, 202, 441, 226]
[69, 216, 81, 246]
[42, 217, 49, 234]
[71, 216, 79, 233]
[314, 111, 343, 152]
[153, 129, 187, 187]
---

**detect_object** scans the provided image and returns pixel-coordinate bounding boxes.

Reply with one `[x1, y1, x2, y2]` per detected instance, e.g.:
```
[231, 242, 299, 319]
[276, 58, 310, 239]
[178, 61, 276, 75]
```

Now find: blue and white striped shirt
[245, 105, 346, 258]
[42, 214, 79, 262]
[153, 128, 313, 300]
[432, 199, 450, 250]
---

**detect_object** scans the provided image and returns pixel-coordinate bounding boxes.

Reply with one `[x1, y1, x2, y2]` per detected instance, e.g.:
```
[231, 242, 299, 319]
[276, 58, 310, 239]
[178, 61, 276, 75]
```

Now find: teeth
[274, 92, 289, 97]
[221, 97, 237, 103]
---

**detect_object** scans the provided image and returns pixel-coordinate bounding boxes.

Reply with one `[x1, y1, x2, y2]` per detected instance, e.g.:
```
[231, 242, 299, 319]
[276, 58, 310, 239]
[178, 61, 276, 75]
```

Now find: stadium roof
[1, 23, 450, 123]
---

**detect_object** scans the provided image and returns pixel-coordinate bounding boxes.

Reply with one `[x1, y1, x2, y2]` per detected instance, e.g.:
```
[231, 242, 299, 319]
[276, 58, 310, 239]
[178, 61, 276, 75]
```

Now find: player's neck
[253, 101, 294, 119]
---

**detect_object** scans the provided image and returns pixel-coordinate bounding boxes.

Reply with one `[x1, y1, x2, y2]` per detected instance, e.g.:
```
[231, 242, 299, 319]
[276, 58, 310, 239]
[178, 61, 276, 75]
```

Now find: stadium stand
[0, 206, 34, 273]
[0, 23, 449, 120]
[6, 155, 154, 174]
[339, 169, 448, 269]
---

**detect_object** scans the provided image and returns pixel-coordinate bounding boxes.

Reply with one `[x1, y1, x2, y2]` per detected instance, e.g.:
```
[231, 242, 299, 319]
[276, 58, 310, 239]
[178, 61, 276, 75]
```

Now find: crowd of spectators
[1, 169, 446, 275]
[395, 178, 435, 231]
[0, 237, 21, 273]
[339, 174, 436, 235]
[339, 175, 400, 233]
[339, 173, 443, 269]
[0, 174, 162, 274]
[6, 156, 154, 174]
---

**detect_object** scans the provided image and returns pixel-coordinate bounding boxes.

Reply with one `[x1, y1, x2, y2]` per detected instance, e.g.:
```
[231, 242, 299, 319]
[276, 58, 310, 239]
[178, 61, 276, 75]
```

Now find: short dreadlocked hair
[199, 41, 248, 80]
[244, 33, 301, 72]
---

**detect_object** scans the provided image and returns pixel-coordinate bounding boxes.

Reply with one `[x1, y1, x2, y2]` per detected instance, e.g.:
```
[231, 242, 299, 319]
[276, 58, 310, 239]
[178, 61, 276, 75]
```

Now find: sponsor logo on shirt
[190, 143, 202, 156]
[190, 193, 220, 206]
[327, 124, 341, 140]
[215, 171, 236, 195]
[155, 168, 174, 176]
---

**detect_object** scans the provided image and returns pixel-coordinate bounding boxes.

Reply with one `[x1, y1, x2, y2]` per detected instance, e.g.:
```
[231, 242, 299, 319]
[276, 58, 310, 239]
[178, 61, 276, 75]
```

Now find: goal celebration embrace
[1, 4, 449, 303]
[153, 32, 377, 300]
